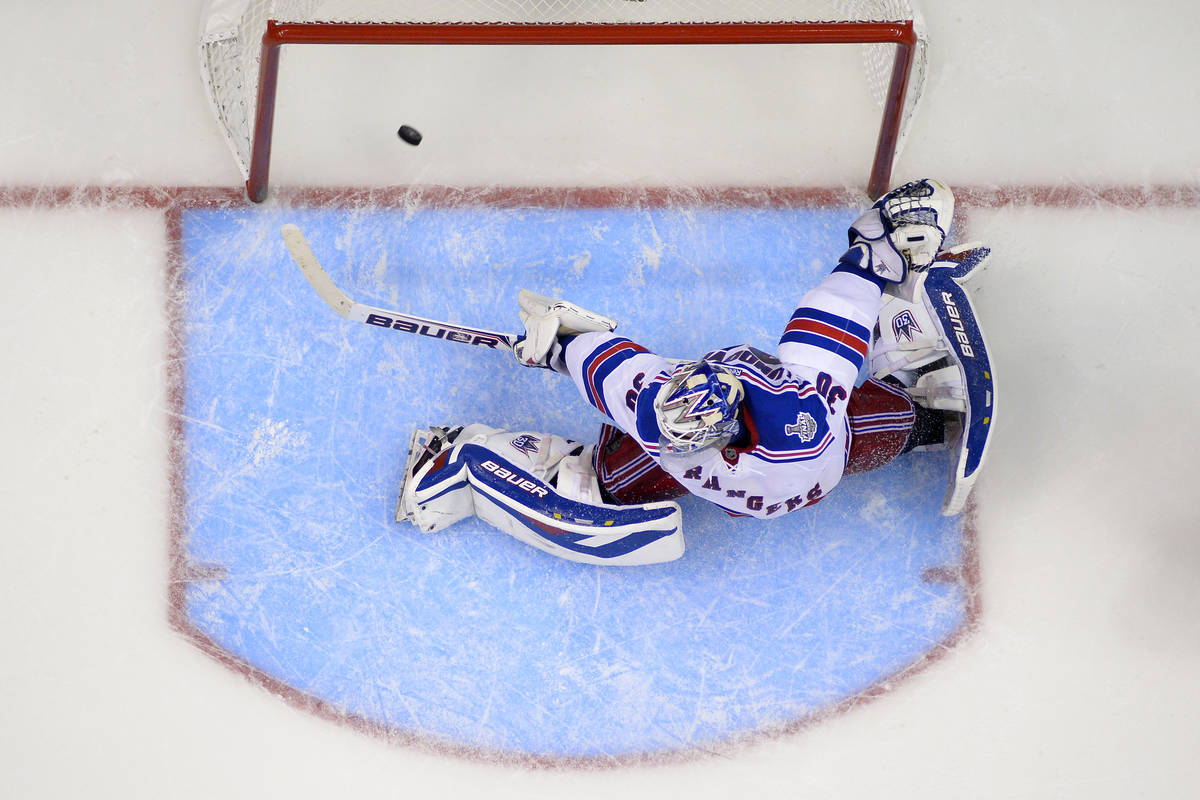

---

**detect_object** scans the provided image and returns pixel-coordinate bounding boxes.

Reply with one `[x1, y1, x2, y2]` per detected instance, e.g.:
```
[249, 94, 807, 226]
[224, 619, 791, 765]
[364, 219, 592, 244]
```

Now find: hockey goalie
[395, 179, 996, 566]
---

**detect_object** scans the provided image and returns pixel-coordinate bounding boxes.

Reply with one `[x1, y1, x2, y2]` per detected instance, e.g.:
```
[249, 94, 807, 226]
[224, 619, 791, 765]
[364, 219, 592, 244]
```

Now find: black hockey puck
[397, 125, 422, 146]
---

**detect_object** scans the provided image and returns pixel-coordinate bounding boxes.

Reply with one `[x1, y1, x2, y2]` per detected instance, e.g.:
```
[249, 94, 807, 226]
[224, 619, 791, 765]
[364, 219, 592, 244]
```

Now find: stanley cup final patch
[786, 411, 819, 442]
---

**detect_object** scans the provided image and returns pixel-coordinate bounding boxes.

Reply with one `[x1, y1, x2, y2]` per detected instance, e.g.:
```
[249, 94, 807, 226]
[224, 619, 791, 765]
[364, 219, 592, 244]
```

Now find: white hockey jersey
[561, 270, 886, 518]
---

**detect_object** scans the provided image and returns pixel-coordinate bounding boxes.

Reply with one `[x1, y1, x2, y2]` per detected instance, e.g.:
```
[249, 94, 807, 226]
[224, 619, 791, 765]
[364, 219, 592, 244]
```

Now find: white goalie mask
[654, 361, 745, 453]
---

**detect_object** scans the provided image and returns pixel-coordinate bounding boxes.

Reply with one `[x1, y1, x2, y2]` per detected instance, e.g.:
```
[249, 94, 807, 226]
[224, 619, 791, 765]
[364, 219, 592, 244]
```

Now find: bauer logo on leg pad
[938, 291, 975, 358]
[480, 459, 549, 499]
[460, 445, 684, 565]
[923, 266, 997, 512]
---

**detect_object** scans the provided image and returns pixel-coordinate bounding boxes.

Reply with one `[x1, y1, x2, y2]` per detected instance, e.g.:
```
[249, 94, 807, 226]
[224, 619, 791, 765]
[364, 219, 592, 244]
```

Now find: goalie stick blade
[280, 224, 356, 318]
[280, 224, 534, 361]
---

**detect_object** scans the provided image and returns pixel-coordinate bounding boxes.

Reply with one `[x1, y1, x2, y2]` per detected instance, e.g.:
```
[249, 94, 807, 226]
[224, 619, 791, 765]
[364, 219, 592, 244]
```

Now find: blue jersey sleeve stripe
[779, 330, 868, 371]
[787, 307, 872, 343]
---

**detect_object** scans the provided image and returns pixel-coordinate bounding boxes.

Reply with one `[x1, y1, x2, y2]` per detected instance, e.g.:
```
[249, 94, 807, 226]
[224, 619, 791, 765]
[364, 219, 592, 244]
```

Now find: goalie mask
[654, 361, 745, 453]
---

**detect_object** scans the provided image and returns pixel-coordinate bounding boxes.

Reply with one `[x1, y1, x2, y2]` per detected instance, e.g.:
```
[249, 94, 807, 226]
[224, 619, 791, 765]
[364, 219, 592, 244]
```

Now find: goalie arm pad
[872, 242, 992, 379]
[843, 206, 911, 284]
[397, 424, 684, 566]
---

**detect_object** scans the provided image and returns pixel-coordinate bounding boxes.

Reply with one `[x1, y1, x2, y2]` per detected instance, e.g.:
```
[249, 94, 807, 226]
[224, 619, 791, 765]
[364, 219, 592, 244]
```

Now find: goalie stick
[280, 224, 540, 363]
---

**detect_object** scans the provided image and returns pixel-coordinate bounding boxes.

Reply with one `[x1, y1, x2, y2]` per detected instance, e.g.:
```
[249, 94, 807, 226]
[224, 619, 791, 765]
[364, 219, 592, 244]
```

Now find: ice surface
[176, 204, 968, 760]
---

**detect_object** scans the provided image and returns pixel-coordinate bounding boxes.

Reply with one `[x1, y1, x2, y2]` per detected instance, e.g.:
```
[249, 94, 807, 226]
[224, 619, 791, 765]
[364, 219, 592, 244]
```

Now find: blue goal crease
[176, 203, 970, 759]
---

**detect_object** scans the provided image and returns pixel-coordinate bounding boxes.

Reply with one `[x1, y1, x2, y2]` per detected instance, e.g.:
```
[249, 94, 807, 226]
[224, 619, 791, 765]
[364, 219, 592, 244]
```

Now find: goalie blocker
[396, 424, 685, 566]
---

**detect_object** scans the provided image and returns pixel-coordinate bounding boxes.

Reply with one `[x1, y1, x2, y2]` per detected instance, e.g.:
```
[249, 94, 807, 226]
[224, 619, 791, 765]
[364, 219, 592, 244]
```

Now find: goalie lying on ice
[396, 179, 996, 566]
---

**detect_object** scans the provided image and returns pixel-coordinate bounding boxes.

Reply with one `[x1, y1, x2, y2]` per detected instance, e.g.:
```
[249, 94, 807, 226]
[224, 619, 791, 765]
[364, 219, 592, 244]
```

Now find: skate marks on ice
[171, 201, 974, 765]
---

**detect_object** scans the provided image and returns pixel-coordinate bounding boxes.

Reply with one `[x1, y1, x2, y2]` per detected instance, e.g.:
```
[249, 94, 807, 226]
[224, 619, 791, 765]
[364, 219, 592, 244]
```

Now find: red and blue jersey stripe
[576, 336, 649, 416]
[780, 308, 871, 372]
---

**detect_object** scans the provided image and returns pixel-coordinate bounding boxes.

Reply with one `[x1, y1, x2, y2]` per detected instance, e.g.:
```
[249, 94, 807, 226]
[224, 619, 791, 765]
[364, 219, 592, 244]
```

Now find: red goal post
[199, 1, 928, 202]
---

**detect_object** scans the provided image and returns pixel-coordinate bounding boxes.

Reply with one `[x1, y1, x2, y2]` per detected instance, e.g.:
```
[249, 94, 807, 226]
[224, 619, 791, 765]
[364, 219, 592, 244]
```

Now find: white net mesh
[213, 0, 918, 24]
[199, 0, 927, 184]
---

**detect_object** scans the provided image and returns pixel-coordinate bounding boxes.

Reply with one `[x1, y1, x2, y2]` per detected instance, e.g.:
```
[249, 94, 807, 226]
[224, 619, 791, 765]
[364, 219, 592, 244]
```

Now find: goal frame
[245, 20, 920, 203]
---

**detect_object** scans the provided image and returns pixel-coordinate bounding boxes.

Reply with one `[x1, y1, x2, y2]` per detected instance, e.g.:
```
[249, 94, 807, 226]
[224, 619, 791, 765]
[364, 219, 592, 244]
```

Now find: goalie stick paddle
[280, 224, 533, 360]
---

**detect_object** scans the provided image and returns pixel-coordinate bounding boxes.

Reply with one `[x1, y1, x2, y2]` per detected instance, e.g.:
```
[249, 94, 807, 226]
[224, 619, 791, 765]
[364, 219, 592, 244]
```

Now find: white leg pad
[872, 290, 952, 383]
[396, 424, 685, 565]
[395, 426, 474, 532]
[553, 446, 605, 505]
[910, 365, 968, 413]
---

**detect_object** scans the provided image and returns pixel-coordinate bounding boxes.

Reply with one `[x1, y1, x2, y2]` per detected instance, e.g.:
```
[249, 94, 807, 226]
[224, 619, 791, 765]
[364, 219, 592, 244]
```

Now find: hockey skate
[395, 425, 463, 526]
[872, 242, 996, 516]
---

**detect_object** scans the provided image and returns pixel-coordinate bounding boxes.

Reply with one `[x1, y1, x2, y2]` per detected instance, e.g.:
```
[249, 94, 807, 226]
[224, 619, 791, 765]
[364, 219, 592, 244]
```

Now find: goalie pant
[560, 264, 926, 519]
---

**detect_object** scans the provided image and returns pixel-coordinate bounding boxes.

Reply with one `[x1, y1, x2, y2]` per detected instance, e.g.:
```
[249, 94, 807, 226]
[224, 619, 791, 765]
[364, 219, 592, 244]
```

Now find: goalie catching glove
[512, 289, 617, 373]
[843, 178, 955, 284]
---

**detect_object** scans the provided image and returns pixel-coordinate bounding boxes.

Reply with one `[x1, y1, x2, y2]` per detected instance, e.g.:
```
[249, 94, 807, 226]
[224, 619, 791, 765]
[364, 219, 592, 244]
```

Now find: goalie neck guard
[654, 361, 745, 453]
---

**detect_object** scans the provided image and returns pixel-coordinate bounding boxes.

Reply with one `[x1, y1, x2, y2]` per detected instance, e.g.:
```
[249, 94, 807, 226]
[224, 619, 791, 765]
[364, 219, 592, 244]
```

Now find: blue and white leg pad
[396, 424, 685, 566]
[923, 248, 997, 516]
[872, 243, 997, 516]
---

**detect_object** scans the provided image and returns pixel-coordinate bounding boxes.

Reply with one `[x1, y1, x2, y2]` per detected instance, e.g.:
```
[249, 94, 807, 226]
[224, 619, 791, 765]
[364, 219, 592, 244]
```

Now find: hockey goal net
[199, 1, 928, 202]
